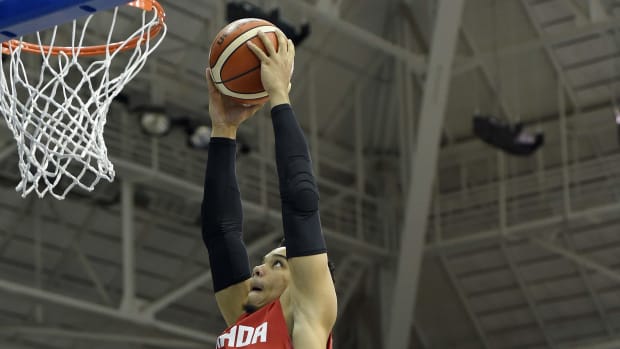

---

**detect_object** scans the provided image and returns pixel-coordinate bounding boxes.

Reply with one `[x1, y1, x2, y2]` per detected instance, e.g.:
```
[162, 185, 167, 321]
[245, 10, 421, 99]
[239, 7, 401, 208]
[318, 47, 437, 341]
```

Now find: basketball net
[0, 1, 166, 199]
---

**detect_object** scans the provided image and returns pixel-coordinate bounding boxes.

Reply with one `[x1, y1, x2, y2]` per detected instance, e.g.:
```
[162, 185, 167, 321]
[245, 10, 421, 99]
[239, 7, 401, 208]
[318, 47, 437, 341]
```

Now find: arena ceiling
[2, 0, 620, 348]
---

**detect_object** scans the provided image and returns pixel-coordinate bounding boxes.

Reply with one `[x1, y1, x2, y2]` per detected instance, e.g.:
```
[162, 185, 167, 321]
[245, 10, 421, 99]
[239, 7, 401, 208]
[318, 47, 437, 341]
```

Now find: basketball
[209, 18, 279, 105]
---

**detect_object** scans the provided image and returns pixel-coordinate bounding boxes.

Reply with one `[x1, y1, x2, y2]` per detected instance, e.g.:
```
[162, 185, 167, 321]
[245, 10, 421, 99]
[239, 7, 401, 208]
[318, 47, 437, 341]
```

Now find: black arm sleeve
[271, 104, 327, 258]
[201, 137, 251, 292]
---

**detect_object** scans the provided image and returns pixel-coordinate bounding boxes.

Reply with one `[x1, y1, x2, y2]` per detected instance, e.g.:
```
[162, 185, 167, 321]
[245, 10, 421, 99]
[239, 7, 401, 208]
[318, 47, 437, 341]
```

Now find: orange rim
[1, 0, 165, 56]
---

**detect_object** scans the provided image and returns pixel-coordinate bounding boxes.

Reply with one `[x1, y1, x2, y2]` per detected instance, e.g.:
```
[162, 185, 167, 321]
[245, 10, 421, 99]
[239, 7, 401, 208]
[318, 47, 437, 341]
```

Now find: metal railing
[103, 106, 388, 252]
[431, 113, 620, 245]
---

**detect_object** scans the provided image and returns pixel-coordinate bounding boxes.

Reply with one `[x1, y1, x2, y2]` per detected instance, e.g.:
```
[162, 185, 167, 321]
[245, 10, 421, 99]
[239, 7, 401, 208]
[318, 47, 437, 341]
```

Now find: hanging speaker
[473, 115, 544, 156]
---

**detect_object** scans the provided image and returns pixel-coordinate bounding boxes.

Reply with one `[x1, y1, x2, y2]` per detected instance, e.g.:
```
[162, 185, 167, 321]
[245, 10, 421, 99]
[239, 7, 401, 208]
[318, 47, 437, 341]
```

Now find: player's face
[246, 247, 290, 310]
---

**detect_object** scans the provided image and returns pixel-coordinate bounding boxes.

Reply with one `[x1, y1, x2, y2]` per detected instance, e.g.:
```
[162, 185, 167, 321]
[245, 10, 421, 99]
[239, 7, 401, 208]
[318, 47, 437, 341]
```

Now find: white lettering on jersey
[216, 322, 268, 348]
[251, 323, 267, 344]
[217, 326, 237, 348]
[236, 326, 254, 347]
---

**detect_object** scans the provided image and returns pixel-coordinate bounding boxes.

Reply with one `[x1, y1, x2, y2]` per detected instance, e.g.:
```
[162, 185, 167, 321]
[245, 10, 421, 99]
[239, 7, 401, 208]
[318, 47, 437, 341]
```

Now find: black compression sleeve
[201, 137, 251, 292]
[271, 104, 327, 258]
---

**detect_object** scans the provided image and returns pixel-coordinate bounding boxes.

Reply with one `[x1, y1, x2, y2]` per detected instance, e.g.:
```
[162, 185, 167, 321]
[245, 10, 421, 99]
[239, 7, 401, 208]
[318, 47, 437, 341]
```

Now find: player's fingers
[276, 30, 287, 53]
[247, 41, 269, 62]
[288, 39, 295, 57]
[257, 30, 276, 57]
[206, 67, 224, 103]
[205, 68, 216, 94]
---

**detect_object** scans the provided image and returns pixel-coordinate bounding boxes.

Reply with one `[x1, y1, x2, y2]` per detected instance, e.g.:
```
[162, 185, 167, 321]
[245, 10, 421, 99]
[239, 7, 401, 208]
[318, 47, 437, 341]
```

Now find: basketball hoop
[0, 0, 167, 199]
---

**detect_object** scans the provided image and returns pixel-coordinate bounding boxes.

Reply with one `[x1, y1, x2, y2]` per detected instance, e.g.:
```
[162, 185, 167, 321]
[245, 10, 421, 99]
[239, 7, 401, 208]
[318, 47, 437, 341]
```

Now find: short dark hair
[279, 238, 336, 286]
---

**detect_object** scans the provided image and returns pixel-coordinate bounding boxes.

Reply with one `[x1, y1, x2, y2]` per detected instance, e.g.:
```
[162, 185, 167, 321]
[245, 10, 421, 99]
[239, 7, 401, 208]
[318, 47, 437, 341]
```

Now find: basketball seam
[211, 25, 276, 100]
[213, 39, 261, 85]
[214, 65, 260, 85]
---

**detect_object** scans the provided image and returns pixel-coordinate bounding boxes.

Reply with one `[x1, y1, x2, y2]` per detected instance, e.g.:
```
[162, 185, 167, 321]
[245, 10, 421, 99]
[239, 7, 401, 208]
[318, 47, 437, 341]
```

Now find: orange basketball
[209, 18, 279, 105]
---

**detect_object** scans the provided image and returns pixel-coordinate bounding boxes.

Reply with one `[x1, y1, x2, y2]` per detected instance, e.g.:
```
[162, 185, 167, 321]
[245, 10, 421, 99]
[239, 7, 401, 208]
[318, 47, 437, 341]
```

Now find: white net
[0, 2, 166, 199]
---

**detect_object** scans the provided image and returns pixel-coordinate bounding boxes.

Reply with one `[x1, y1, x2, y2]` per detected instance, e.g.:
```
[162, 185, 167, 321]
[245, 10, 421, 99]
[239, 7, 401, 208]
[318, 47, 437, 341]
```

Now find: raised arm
[201, 71, 262, 325]
[248, 30, 337, 339]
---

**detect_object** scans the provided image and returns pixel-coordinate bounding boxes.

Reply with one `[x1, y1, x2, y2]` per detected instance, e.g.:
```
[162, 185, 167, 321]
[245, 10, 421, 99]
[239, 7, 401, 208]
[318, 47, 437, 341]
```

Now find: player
[201, 29, 337, 349]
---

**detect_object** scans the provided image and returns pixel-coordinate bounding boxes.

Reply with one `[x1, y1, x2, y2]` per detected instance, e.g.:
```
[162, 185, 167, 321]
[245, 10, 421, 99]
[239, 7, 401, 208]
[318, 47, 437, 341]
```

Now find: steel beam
[120, 179, 136, 313]
[430, 188, 485, 348]
[461, 26, 516, 121]
[111, 158, 390, 258]
[279, 0, 427, 73]
[319, 55, 388, 139]
[520, 0, 580, 108]
[0, 279, 217, 344]
[44, 205, 99, 287]
[142, 231, 280, 316]
[396, 43, 411, 189]
[531, 238, 620, 284]
[315, 0, 342, 16]
[71, 240, 112, 305]
[32, 200, 43, 324]
[501, 242, 556, 348]
[354, 85, 364, 240]
[42, 202, 109, 304]
[453, 15, 620, 76]
[0, 327, 201, 348]
[0, 143, 16, 162]
[432, 180, 488, 348]
[259, 109, 269, 206]
[308, 67, 320, 177]
[498, 152, 507, 234]
[0, 198, 34, 257]
[558, 77, 572, 217]
[337, 264, 366, 316]
[385, 1, 465, 348]
[567, 0, 588, 26]
[0, 340, 57, 349]
[378, 264, 394, 338]
[561, 232, 614, 336]
[567, 337, 620, 349]
[589, 0, 608, 22]
[334, 257, 354, 315]
[439, 255, 491, 349]
[426, 201, 620, 254]
[395, 17, 416, 190]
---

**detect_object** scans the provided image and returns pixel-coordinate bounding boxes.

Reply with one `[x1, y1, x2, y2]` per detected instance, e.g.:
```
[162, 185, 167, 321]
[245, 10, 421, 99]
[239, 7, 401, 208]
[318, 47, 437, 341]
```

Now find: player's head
[243, 244, 336, 313]
[244, 246, 290, 313]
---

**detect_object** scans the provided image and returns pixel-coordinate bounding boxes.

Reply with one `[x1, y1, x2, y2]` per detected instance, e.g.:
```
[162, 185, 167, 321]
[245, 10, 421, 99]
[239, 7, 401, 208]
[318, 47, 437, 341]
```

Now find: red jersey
[216, 299, 333, 349]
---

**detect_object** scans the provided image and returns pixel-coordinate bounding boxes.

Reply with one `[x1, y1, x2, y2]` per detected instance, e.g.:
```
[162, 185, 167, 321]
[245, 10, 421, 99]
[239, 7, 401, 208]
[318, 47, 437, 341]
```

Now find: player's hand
[247, 30, 294, 108]
[206, 68, 262, 138]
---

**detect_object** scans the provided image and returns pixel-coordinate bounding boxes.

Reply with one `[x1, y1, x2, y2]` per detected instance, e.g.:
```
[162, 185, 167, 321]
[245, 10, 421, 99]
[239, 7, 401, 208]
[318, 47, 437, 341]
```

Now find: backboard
[0, 0, 131, 42]
[0, 0, 166, 199]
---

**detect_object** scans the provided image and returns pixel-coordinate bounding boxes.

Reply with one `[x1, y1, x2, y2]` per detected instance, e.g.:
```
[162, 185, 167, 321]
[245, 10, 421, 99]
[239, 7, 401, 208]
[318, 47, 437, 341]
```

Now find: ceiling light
[187, 125, 212, 150]
[137, 106, 171, 137]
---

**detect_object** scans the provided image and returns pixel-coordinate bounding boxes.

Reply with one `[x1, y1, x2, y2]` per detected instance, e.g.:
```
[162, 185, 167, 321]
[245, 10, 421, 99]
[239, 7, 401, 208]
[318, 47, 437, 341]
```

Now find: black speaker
[226, 2, 310, 46]
[473, 115, 544, 156]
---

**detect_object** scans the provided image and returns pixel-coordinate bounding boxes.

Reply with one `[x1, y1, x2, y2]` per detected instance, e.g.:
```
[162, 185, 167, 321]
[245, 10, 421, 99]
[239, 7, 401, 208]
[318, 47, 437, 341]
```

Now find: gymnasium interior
[1, 0, 620, 348]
